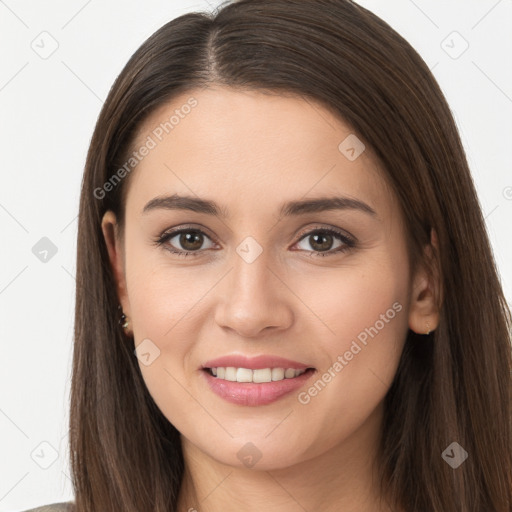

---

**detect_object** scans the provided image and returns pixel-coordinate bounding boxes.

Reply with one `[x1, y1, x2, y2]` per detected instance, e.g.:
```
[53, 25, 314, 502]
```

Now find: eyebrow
[142, 193, 377, 218]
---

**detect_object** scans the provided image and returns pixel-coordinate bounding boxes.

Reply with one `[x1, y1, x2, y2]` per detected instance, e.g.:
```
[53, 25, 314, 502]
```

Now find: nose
[214, 247, 294, 338]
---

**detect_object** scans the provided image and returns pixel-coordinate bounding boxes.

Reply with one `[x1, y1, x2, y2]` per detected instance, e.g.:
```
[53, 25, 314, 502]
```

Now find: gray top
[21, 502, 75, 512]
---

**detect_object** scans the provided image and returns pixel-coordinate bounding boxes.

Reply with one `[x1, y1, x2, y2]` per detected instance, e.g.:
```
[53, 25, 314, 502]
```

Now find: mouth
[200, 356, 317, 406]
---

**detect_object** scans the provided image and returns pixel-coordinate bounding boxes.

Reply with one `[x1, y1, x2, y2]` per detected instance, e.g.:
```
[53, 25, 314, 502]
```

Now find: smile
[201, 366, 316, 406]
[206, 366, 308, 382]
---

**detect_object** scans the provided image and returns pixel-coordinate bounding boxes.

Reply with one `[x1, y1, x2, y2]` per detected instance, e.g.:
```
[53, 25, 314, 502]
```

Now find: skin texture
[102, 87, 440, 512]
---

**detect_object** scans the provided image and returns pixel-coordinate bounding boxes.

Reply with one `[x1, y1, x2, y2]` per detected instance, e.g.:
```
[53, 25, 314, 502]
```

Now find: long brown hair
[70, 1, 512, 510]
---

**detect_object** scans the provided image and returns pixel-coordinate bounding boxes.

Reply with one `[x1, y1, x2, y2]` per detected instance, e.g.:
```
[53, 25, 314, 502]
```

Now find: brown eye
[294, 228, 356, 257]
[307, 232, 335, 252]
[157, 228, 216, 256]
[177, 231, 204, 251]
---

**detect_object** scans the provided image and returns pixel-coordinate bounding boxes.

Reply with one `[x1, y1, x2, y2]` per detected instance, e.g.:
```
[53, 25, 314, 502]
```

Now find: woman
[24, 0, 512, 510]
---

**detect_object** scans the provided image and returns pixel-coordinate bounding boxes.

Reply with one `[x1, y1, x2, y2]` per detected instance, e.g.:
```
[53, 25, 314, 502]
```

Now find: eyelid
[160, 223, 218, 241]
[294, 224, 355, 244]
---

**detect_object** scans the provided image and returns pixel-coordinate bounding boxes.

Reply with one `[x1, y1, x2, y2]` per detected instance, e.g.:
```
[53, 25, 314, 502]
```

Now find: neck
[176, 402, 396, 512]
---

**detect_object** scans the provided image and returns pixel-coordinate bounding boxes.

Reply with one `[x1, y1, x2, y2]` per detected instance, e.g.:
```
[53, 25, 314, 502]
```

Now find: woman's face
[103, 86, 426, 470]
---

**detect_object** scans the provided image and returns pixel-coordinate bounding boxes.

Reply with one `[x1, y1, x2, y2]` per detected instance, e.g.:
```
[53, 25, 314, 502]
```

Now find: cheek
[292, 254, 410, 447]
[125, 263, 204, 437]
[125, 238, 211, 345]
[124, 244, 218, 428]
[293, 243, 409, 344]
[324, 265, 407, 350]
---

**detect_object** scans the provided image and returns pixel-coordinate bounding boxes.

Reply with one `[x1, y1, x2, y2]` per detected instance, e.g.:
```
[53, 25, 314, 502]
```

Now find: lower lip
[201, 368, 316, 406]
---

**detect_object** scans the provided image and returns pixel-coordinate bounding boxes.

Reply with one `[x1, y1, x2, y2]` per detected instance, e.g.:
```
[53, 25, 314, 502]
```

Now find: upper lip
[201, 354, 313, 370]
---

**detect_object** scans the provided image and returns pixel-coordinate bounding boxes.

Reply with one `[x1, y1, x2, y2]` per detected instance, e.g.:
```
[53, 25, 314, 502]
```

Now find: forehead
[125, 86, 396, 220]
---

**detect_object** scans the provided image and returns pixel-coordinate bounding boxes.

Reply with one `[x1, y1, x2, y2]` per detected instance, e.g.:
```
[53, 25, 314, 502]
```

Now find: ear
[408, 227, 442, 334]
[101, 210, 131, 319]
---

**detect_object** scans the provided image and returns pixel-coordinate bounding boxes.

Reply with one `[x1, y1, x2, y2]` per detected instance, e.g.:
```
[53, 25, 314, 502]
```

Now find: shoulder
[20, 502, 75, 512]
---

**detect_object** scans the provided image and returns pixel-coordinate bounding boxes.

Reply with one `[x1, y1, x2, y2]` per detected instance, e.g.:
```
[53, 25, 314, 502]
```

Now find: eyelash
[154, 224, 356, 259]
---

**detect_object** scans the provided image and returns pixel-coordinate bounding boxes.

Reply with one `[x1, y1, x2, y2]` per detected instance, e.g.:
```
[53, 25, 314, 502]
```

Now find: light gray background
[0, 0, 511, 510]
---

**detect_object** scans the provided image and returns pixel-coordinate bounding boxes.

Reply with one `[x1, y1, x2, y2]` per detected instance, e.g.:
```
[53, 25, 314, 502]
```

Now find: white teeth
[225, 367, 237, 381]
[209, 367, 307, 383]
[284, 368, 296, 379]
[253, 368, 272, 383]
[236, 367, 253, 382]
[271, 367, 285, 381]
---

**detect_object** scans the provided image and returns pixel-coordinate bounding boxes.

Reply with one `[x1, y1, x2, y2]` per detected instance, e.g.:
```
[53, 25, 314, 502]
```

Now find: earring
[425, 320, 431, 336]
[118, 304, 129, 330]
